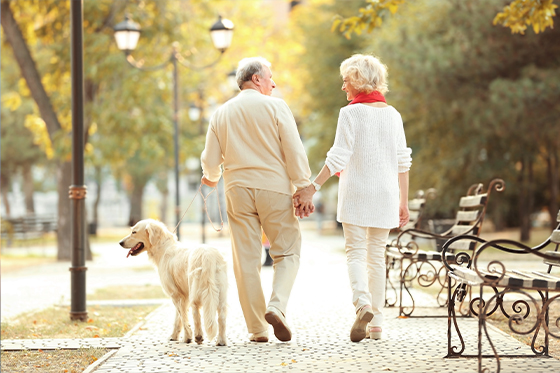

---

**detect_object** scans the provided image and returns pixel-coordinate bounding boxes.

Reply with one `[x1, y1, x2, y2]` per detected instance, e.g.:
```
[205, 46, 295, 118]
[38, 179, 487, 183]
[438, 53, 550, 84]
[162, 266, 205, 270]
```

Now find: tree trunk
[22, 163, 35, 214]
[546, 146, 559, 229]
[518, 157, 533, 242]
[128, 180, 147, 227]
[1, 1, 88, 259]
[92, 165, 102, 233]
[1, 173, 11, 217]
[1, 1, 62, 138]
[160, 188, 168, 225]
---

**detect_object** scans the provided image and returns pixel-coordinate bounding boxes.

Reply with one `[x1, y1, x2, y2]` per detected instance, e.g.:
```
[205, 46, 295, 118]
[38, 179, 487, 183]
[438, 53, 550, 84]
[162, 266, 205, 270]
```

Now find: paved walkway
[2, 228, 560, 372]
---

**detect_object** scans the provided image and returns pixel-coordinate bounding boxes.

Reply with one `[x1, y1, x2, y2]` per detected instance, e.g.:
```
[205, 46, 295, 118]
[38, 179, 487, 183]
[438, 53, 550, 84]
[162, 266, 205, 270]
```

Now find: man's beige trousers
[226, 187, 301, 334]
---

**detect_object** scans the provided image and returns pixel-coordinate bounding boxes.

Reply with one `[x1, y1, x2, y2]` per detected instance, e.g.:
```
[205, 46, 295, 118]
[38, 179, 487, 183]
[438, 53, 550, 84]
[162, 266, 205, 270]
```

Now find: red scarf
[335, 91, 387, 177]
[348, 91, 386, 105]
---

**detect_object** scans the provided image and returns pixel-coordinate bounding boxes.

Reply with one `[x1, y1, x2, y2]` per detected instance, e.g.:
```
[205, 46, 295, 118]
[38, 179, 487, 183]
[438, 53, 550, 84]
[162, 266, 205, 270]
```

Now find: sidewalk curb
[123, 302, 170, 338]
[82, 349, 119, 373]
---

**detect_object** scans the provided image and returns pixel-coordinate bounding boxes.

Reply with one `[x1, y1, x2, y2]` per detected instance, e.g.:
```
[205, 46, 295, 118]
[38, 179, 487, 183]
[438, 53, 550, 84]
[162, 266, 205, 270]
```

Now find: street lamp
[113, 14, 234, 239]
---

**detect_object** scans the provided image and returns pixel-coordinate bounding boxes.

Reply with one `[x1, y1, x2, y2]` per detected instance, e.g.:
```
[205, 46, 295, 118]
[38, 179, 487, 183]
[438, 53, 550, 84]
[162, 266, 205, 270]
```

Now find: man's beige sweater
[201, 89, 311, 196]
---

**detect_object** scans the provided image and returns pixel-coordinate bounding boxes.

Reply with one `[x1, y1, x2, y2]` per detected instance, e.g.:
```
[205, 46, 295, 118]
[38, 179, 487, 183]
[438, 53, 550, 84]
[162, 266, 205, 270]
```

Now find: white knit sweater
[325, 104, 412, 229]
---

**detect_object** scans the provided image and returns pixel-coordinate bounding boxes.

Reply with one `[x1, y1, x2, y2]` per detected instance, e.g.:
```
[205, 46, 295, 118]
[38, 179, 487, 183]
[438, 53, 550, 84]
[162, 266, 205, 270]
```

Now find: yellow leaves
[332, 0, 405, 38]
[24, 114, 54, 159]
[1, 91, 22, 111]
[493, 0, 558, 34]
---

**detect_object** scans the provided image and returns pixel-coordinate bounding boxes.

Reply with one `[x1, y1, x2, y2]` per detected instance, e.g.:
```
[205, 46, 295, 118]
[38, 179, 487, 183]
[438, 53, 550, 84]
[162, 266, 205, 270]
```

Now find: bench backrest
[543, 210, 560, 268]
[446, 178, 504, 252]
[400, 189, 436, 231]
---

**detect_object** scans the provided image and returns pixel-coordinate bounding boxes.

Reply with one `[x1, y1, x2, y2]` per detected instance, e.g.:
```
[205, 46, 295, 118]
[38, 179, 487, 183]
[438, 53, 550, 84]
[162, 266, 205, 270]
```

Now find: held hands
[293, 184, 316, 219]
[201, 176, 218, 188]
[399, 204, 410, 228]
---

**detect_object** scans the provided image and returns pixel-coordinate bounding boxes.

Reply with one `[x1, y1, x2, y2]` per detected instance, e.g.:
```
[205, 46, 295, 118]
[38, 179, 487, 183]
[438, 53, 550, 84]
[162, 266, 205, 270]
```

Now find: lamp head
[209, 16, 234, 53]
[114, 14, 141, 53]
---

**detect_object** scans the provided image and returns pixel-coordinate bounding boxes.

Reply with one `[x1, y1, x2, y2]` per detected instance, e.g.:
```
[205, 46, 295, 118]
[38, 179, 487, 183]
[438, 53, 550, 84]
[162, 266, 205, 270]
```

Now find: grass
[0, 284, 165, 372]
[1, 347, 109, 373]
[87, 284, 166, 301]
[0, 304, 159, 340]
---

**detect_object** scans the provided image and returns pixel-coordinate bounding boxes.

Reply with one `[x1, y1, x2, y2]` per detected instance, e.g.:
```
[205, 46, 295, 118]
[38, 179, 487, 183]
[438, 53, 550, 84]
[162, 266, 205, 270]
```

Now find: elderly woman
[294, 54, 412, 342]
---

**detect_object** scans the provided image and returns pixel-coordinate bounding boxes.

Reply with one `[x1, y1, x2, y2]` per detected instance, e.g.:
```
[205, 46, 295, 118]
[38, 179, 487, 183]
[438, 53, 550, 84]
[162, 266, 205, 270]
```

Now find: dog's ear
[145, 222, 163, 246]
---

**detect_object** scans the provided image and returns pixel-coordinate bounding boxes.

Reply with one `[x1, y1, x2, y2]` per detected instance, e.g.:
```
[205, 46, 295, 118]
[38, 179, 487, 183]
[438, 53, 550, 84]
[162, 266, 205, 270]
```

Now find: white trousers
[342, 223, 389, 327]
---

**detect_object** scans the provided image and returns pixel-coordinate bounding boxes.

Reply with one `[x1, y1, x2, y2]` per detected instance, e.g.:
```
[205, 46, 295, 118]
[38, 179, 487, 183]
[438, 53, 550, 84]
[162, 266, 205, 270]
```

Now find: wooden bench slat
[408, 211, 420, 222]
[408, 199, 425, 211]
[459, 194, 487, 208]
[450, 225, 474, 235]
[455, 210, 480, 223]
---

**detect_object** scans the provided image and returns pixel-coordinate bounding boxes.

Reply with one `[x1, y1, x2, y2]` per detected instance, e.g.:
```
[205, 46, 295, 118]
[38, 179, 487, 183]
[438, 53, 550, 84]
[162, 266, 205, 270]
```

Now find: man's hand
[201, 176, 218, 188]
[399, 204, 410, 228]
[293, 184, 316, 218]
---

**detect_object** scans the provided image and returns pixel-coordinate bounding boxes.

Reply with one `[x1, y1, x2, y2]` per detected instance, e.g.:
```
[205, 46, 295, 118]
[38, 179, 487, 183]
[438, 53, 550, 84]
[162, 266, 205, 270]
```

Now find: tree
[359, 0, 560, 239]
[333, 0, 558, 38]
[2, 0, 296, 255]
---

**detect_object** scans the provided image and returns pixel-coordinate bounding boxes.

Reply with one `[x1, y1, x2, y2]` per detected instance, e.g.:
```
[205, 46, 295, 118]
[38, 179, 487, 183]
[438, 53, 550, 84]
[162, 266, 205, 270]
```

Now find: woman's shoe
[350, 305, 374, 342]
[369, 326, 382, 340]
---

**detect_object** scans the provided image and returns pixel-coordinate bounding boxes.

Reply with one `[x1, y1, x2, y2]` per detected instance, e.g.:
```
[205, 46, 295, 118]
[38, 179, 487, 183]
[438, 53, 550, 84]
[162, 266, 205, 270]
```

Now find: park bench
[385, 188, 436, 307]
[386, 178, 504, 317]
[442, 209, 560, 373]
[1, 214, 58, 247]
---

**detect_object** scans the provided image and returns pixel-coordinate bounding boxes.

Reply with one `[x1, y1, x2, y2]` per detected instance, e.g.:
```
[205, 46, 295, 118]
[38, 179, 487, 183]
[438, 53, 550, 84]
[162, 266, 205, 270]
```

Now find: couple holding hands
[201, 55, 412, 343]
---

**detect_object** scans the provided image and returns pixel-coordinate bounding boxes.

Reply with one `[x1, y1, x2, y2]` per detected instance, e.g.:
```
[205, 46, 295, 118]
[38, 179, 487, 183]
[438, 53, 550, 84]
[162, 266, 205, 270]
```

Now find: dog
[119, 219, 228, 346]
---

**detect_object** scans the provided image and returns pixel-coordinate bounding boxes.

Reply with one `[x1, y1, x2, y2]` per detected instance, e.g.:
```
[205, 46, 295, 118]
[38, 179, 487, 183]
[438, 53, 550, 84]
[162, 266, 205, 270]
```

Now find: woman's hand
[201, 176, 218, 188]
[293, 185, 316, 218]
[399, 204, 410, 228]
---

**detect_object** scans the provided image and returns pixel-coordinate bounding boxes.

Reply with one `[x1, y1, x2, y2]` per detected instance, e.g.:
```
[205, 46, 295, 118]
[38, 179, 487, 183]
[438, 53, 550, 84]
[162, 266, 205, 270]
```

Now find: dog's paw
[195, 335, 204, 344]
[183, 338, 192, 343]
[216, 340, 227, 347]
[169, 335, 179, 342]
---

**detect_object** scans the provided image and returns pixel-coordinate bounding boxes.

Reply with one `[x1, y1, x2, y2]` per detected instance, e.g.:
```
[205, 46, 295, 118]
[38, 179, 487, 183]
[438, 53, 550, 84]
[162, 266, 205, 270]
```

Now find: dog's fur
[119, 219, 228, 346]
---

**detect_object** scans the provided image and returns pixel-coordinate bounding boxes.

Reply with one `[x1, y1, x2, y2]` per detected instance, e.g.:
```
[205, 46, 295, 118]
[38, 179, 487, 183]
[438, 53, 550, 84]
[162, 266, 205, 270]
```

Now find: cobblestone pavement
[2, 228, 560, 372]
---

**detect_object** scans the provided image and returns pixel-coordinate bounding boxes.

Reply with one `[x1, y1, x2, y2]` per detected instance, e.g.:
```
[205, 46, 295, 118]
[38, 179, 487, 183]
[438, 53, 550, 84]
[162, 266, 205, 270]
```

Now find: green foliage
[291, 0, 559, 225]
[2, 0, 286, 204]
[288, 0, 367, 181]
[367, 0, 560, 221]
[335, 0, 558, 38]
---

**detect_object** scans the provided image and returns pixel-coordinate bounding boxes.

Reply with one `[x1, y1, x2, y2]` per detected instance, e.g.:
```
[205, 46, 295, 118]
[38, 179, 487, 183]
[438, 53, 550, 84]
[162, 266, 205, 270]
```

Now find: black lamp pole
[69, 0, 88, 322]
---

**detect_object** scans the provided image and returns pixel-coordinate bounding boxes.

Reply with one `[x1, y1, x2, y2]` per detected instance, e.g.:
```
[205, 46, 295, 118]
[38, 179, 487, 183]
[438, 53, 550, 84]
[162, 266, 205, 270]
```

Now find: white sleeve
[396, 114, 412, 173]
[325, 109, 354, 176]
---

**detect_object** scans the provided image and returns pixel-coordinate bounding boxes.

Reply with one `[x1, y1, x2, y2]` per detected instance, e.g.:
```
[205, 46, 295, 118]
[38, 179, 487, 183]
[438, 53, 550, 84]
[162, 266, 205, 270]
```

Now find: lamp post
[113, 14, 233, 239]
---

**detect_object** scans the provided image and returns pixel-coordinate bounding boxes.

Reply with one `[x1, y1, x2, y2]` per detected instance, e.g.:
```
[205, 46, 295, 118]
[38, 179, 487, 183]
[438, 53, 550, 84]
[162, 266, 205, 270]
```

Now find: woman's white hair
[340, 54, 388, 94]
[236, 57, 271, 89]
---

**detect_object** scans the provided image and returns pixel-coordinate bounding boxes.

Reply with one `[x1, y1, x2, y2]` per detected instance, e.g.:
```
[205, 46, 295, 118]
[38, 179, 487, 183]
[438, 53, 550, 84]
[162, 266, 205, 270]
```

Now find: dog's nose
[119, 240, 125, 247]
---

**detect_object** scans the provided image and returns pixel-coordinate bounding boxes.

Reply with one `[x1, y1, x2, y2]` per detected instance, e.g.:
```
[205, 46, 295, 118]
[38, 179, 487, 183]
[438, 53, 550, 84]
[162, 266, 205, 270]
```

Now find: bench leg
[446, 282, 467, 358]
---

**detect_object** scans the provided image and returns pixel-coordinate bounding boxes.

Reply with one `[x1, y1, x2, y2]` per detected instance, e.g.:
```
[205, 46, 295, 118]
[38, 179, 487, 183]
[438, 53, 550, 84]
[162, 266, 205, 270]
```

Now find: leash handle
[199, 187, 224, 232]
[172, 182, 224, 235]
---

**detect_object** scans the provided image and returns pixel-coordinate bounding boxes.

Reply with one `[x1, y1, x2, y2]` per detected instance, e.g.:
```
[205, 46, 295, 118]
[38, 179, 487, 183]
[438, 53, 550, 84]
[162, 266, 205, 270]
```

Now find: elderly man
[200, 57, 313, 342]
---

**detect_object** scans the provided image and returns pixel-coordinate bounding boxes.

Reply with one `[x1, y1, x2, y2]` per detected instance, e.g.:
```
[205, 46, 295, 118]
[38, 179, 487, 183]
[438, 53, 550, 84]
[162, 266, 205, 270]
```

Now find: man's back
[203, 89, 310, 196]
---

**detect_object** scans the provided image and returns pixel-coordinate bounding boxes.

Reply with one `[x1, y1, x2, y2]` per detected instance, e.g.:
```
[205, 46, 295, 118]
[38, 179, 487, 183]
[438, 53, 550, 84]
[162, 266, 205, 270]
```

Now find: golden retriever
[119, 219, 228, 346]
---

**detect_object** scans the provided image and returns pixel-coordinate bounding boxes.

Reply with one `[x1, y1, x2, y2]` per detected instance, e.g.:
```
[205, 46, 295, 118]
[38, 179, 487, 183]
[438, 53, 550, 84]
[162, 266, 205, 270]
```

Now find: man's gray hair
[236, 57, 271, 89]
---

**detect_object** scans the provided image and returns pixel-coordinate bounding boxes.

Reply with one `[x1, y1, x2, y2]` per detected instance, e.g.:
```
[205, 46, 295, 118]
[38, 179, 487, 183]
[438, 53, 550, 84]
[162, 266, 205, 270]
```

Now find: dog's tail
[189, 247, 225, 342]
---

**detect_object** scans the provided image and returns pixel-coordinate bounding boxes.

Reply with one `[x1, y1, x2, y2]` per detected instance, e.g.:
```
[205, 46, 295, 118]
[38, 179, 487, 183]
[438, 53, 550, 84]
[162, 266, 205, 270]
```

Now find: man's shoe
[249, 331, 269, 342]
[265, 306, 292, 342]
[350, 305, 374, 342]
